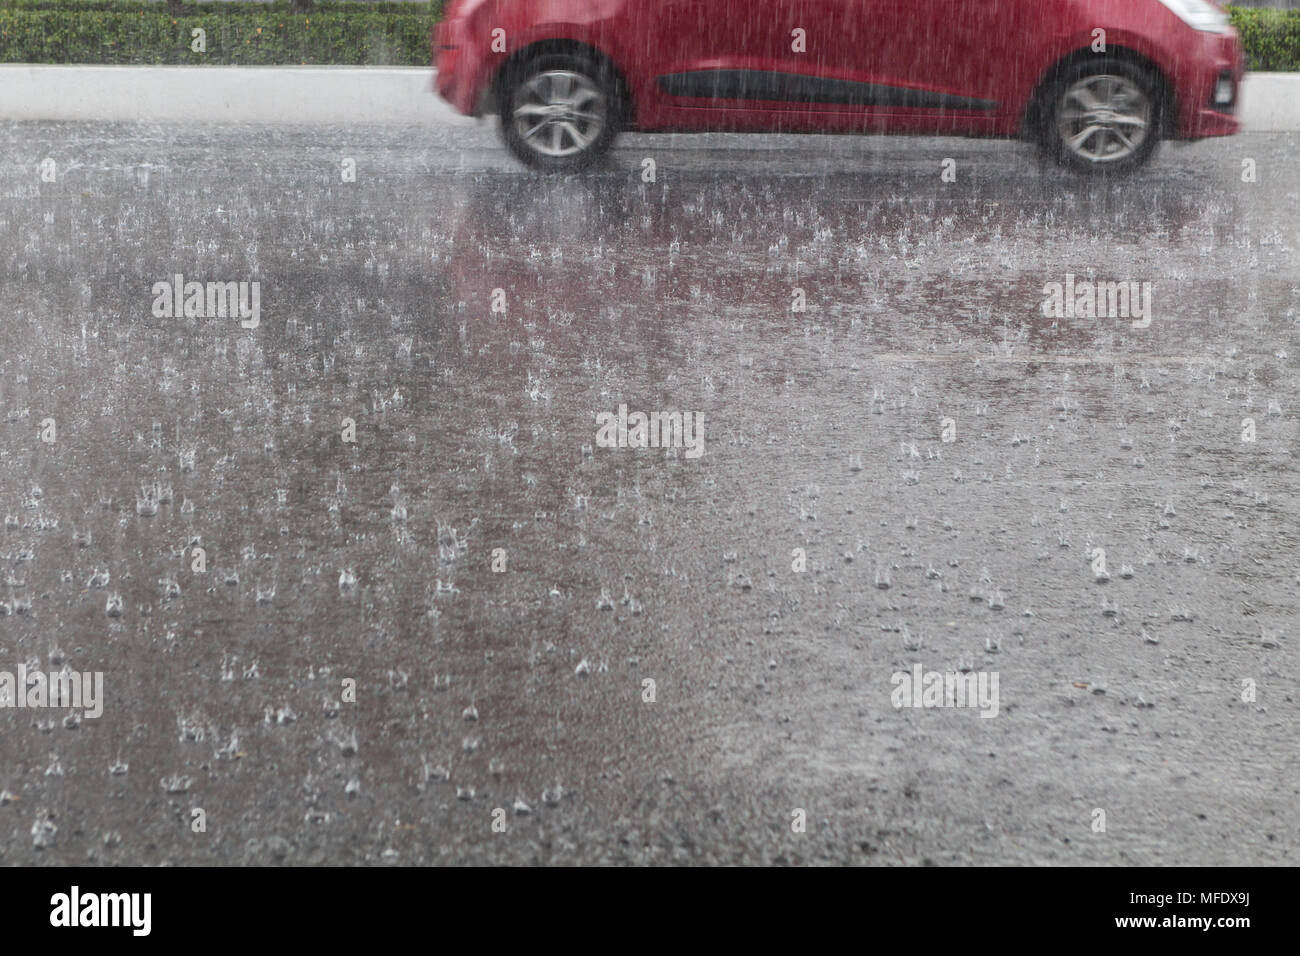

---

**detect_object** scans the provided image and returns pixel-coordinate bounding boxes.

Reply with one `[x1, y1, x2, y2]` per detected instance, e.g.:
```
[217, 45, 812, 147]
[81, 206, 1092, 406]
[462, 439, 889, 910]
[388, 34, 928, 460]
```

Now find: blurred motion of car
[434, 0, 1244, 174]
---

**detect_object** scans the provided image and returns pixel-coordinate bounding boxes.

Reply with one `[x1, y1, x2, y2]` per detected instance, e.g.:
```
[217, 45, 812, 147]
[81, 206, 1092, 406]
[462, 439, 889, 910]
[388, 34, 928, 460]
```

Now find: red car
[434, 0, 1243, 174]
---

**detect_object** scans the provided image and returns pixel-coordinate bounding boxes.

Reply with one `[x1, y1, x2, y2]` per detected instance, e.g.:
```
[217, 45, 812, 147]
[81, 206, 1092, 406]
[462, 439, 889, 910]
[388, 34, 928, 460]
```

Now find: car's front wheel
[1041, 60, 1162, 175]
[499, 55, 620, 172]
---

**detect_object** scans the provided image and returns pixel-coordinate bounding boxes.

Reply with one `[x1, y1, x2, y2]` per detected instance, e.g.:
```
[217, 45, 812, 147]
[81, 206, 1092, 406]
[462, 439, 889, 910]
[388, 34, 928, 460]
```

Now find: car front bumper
[434, 18, 491, 116]
[1174, 28, 1245, 139]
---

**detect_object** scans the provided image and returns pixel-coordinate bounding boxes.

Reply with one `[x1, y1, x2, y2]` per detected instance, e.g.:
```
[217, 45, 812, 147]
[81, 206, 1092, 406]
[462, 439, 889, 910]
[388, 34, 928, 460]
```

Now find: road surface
[1, 120, 1297, 864]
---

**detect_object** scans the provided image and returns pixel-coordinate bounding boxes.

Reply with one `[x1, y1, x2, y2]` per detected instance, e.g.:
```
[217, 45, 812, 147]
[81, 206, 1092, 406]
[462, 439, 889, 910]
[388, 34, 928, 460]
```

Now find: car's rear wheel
[499, 54, 620, 172]
[1041, 59, 1162, 175]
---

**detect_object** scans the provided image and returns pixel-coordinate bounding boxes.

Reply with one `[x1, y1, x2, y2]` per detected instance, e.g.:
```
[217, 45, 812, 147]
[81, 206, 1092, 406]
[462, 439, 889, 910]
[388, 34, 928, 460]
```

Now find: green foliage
[0, 3, 444, 65]
[1229, 7, 1300, 72]
[0, 1, 441, 11]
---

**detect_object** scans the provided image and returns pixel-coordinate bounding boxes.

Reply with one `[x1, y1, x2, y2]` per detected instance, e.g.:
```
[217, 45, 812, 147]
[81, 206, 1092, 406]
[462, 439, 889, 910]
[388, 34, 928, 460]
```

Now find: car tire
[499, 54, 621, 172]
[1040, 58, 1163, 176]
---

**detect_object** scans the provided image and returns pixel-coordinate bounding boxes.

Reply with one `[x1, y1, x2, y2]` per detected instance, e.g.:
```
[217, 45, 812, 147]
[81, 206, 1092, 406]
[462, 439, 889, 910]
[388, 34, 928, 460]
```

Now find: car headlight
[1156, 0, 1232, 34]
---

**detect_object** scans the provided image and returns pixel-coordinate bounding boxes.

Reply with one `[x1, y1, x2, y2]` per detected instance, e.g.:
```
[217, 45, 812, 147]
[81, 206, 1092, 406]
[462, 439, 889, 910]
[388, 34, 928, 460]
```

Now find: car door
[769, 0, 1021, 116]
[866, 0, 1029, 114]
[636, 0, 800, 110]
[633, 0, 1010, 125]
[646, 0, 942, 116]
[776, 0, 893, 108]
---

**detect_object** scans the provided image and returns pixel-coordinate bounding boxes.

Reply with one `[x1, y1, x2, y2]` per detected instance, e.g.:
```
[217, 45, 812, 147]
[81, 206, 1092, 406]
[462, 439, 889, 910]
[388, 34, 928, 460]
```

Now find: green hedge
[0, 2, 1296, 69]
[1231, 8, 1300, 71]
[0, 1, 441, 10]
[0, 3, 443, 65]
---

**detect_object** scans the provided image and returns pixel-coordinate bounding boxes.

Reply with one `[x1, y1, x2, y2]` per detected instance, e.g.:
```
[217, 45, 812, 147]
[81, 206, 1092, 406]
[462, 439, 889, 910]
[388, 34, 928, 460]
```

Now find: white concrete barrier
[0, 65, 472, 126]
[0, 65, 1296, 131]
[1238, 72, 1300, 131]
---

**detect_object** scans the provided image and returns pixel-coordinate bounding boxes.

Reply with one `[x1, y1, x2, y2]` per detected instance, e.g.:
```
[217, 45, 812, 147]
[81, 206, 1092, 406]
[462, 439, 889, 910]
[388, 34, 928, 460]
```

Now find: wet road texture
[1, 121, 1297, 864]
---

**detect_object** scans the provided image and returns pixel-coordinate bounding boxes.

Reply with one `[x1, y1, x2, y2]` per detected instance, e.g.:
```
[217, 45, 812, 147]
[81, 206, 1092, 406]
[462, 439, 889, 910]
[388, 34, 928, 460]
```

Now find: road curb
[1, 65, 1298, 131]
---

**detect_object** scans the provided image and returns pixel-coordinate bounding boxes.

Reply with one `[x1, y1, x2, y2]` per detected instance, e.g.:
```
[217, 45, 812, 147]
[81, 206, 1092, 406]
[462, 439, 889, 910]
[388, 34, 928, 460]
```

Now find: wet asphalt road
[1, 120, 1298, 865]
